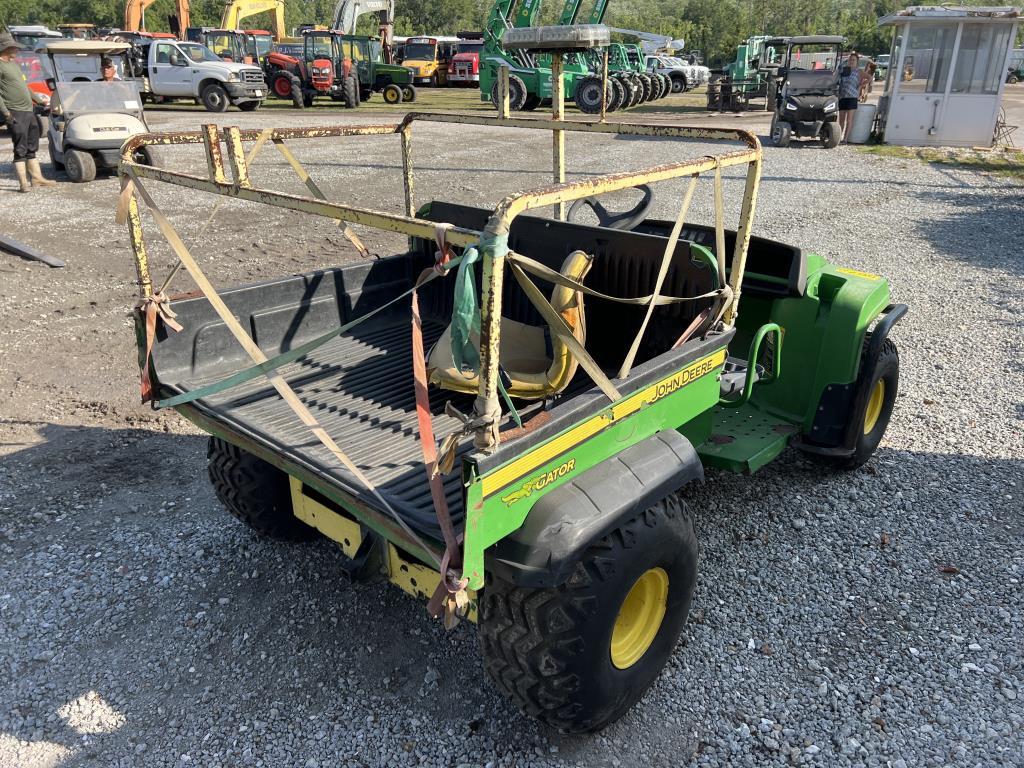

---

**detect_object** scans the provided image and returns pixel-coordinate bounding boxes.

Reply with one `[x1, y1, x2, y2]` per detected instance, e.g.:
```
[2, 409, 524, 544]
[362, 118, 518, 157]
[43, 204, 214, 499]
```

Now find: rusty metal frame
[119, 111, 761, 456]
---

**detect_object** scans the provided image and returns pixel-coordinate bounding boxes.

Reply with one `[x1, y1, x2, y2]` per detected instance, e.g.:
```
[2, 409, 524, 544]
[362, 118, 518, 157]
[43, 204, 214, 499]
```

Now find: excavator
[124, 0, 191, 33]
[220, 0, 287, 62]
[332, 0, 395, 63]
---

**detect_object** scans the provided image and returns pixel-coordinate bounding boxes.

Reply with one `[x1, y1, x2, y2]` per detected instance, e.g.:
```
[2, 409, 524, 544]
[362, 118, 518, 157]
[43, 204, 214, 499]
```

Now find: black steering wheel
[567, 184, 654, 231]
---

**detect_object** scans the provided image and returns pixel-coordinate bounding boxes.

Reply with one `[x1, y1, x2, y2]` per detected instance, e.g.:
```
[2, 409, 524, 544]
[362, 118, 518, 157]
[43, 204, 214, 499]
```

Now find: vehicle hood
[198, 60, 259, 76]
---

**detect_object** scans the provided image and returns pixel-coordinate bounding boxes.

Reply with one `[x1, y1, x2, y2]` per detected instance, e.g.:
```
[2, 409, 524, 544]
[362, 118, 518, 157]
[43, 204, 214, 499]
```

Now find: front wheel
[201, 84, 230, 113]
[480, 494, 698, 733]
[132, 145, 162, 168]
[771, 117, 792, 147]
[64, 148, 96, 183]
[237, 100, 261, 112]
[821, 121, 841, 148]
[382, 83, 403, 104]
[802, 337, 900, 470]
[401, 84, 417, 102]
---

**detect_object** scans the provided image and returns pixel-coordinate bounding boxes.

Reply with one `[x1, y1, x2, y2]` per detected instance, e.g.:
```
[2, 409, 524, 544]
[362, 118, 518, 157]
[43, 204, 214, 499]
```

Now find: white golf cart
[42, 40, 161, 183]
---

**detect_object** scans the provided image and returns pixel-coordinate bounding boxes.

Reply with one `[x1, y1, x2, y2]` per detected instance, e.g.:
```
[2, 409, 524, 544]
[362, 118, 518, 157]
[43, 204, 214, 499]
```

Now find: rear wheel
[271, 71, 294, 99]
[207, 437, 315, 541]
[382, 83, 403, 104]
[201, 83, 230, 112]
[64, 149, 96, 183]
[607, 77, 625, 111]
[480, 494, 698, 733]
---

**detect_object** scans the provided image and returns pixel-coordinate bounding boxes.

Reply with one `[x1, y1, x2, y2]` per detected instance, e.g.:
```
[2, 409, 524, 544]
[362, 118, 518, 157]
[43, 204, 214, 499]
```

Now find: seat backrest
[418, 201, 719, 369]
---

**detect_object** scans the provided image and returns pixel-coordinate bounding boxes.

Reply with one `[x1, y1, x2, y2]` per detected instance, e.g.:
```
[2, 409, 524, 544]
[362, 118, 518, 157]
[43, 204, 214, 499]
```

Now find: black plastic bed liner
[171, 316, 475, 536]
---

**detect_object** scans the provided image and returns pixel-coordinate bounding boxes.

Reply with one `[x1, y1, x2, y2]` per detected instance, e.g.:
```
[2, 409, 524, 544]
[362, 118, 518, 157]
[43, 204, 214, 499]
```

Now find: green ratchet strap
[156, 255, 464, 409]
[450, 245, 521, 428]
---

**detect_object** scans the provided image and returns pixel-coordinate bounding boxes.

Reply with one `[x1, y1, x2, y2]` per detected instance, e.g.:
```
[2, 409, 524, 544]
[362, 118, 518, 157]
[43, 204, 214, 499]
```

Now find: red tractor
[265, 30, 359, 108]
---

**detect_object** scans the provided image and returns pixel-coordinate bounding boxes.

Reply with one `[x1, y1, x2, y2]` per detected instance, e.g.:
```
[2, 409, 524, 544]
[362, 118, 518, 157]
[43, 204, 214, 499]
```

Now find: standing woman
[837, 52, 864, 143]
[0, 32, 57, 192]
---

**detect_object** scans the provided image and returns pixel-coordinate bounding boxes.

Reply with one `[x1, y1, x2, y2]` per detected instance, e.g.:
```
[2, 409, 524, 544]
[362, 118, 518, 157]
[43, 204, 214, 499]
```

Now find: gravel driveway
[0, 107, 1021, 768]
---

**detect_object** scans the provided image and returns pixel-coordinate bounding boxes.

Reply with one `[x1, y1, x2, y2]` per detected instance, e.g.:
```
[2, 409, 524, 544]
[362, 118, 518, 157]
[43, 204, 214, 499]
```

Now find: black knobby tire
[802, 337, 900, 470]
[238, 100, 261, 112]
[201, 83, 230, 112]
[606, 77, 624, 111]
[480, 493, 699, 733]
[650, 73, 665, 100]
[342, 75, 359, 108]
[271, 71, 294, 99]
[64, 148, 96, 183]
[574, 75, 605, 114]
[207, 437, 315, 541]
[521, 94, 542, 111]
[821, 121, 841, 148]
[637, 73, 653, 103]
[490, 73, 528, 111]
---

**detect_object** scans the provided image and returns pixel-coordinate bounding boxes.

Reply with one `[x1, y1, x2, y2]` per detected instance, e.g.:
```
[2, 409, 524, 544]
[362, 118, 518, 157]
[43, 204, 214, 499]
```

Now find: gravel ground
[0, 105, 1022, 768]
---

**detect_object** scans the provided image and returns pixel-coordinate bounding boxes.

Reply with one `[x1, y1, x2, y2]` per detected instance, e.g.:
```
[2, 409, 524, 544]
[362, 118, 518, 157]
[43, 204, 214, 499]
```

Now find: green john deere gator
[120, 106, 904, 732]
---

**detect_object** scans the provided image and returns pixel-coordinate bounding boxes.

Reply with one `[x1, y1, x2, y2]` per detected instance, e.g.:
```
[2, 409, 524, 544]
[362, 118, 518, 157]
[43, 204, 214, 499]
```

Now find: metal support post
[552, 53, 566, 221]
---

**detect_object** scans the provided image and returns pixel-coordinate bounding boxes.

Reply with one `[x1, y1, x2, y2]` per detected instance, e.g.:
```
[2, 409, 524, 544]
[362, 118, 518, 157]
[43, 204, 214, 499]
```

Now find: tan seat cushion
[427, 250, 593, 400]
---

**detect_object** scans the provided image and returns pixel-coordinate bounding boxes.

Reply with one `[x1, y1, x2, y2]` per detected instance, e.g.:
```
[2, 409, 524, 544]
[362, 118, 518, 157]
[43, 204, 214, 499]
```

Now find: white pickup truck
[142, 39, 266, 112]
[49, 38, 266, 112]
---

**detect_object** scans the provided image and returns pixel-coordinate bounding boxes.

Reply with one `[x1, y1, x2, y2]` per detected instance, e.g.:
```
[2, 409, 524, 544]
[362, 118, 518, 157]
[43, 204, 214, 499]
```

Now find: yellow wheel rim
[863, 379, 885, 435]
[610, 567, 669, 670]
[385, 89, 399, 103]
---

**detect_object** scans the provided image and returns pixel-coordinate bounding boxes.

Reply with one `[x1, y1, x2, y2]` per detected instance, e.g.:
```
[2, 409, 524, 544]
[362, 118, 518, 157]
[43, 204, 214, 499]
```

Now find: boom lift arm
[220, 0, 286, 41]
[332, 1, 395, 61]
[125, 0, 190, 33]
[607, 27, 686, 54]
[124, 0, 157, 31]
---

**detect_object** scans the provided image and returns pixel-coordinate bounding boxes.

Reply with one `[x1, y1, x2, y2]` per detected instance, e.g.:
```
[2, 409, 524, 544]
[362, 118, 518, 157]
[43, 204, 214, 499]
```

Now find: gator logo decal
[500, 459, 576, 506]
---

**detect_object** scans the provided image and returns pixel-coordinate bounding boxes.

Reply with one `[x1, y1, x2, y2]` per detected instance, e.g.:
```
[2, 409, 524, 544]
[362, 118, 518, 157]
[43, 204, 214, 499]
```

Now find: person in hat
[100, 56, 121, 82]
[0, 32, 57, 192]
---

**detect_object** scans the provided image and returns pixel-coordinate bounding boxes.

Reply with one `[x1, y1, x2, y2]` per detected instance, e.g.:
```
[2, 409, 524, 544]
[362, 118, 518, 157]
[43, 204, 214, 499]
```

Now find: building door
[883, 22, 958, 145]
[941, 22, 1016, 145]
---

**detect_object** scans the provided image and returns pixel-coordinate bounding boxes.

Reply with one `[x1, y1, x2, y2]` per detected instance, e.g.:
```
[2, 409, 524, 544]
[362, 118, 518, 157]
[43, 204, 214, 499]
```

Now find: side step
[697, 403, 799, 475]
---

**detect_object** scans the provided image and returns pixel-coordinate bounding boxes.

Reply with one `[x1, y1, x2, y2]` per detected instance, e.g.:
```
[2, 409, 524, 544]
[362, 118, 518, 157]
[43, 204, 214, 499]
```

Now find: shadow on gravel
[3, 423, 1023, 766]
[914, 184, 1024, 280]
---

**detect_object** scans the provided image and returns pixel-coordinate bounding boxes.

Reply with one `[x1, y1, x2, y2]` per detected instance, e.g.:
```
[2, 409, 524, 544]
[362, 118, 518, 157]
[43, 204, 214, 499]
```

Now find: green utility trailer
[120, 111, 904, 733]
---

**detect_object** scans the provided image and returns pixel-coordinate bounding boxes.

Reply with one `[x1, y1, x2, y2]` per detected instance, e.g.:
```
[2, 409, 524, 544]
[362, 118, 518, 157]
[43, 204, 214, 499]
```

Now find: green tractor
[121, 113, 904, 733]
[338, 34, 417, 104]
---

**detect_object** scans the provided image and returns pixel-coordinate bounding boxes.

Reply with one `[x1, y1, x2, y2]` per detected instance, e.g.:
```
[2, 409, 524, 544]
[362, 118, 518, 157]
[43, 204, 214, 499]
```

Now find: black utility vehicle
[770, 35, 846, 149]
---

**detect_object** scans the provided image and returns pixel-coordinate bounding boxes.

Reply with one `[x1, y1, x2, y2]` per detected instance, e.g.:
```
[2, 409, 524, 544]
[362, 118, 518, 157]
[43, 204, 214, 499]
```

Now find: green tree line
[0, 0, 1007, 64]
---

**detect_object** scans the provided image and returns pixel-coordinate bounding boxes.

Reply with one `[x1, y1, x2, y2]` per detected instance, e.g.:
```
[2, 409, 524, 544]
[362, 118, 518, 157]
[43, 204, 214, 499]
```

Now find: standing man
[837, 52, 864, 143]
[0, 32, 57, 192]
